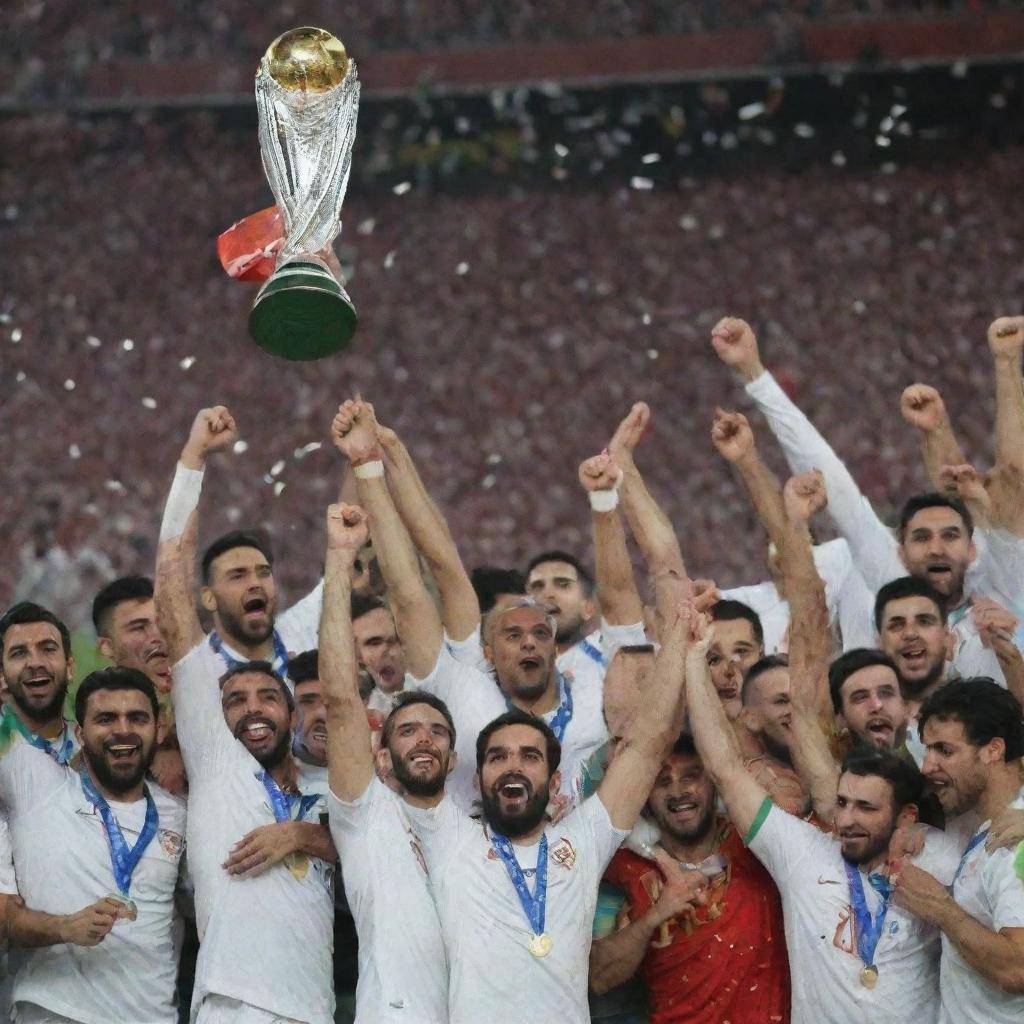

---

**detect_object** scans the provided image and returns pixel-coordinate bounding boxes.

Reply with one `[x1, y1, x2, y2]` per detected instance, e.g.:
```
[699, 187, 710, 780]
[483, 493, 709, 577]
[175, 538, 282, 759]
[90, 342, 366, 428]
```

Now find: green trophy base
[248, 260, 358, 361]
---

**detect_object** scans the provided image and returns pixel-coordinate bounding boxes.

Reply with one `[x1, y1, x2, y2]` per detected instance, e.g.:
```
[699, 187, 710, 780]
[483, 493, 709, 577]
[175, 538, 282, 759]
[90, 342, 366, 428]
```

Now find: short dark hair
[351, 593, 388, 624]
[918, 678, 1024, 761]
[711, 599, 764, 648]
[218, 660, 294, 711]
[898, 492, 974, 542]
[201, 529, 274, 585]
[0, 602, 72, 659]
[91, 576, 154, 636]
[287, 650, 320, 686]
[381, 691, 457, 749]
[669, 731, 700, 759]
[476, 708, 562, 775]
[471, 566, 527, 614]
[829, 648, 900, 713]
[74, 666, 160, 725]
[741, 654, 788, 705]
[524, 551, 594, 597]
[874, 576, 947, 633]
[841, 744, 925, 812]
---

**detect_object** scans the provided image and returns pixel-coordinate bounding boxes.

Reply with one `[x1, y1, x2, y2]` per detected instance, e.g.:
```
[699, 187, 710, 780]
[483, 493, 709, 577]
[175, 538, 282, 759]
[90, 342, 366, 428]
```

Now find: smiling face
[478, 722, 559, 838]
[381, 701, 455, 798]
[99, 597, 170, 691]
[77, 688, 158, 797]
[485, 606, 558, 705]
[646, 752, 717, 846]
[202, 546, 277, 648]
[921, 717, 990, 818]
[877, 596, 950, 696]
[220, 670, 294, 769]
[353, 607, 406, 694]
[707, 618, 762, 714]
[899, 506, 975, 602]
[837, 664, 909, 749]
[294, 678, 328, 765]
[835, 771, 904, 866]
[526, 560, 594, 646]
[1, 621, 73, 727]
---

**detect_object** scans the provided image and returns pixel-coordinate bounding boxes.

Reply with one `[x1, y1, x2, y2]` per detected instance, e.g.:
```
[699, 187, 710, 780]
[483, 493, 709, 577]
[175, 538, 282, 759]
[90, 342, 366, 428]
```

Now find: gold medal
[860, 965, 879, 989]
[528, 933, 553, 958]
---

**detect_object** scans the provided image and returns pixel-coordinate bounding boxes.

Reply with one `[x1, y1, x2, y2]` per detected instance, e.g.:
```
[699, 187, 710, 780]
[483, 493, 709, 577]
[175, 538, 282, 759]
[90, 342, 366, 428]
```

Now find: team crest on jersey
[550, 837, 576, 870]
[159, 828, 184, 858]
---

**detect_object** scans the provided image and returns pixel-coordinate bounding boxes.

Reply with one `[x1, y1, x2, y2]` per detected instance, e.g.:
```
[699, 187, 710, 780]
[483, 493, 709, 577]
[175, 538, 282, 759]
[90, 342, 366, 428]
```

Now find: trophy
[247, 27, 360, 360]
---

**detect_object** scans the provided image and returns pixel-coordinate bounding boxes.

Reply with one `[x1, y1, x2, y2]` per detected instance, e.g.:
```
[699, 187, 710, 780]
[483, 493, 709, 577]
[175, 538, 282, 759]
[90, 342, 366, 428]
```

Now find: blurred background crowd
[2, 1, 1023, 665]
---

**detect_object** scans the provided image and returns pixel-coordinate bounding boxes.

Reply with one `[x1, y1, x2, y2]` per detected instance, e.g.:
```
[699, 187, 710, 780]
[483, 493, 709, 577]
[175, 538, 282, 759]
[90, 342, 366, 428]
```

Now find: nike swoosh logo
[817, 876, 842, 885]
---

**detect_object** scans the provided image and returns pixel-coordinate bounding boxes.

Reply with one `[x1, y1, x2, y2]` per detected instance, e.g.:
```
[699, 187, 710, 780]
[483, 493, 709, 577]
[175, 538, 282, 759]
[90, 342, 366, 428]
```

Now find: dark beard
[83, 740, 154, 796]
[481, 782, 550, 838]
[898, 659, 945, 698]
[391, 749, 448, 798]
[556, 619, 587, 647]
[11, 678, 69, 726]
[217, 604, 274, 647]
[656, 800, 717, 846]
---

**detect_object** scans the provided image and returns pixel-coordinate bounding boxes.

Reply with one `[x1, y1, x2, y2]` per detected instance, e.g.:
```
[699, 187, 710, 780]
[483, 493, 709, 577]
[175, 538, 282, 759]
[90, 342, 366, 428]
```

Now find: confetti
[15, 371, 26, 382]
[86, 335, 102, 348]
[738, 102, 765, 121]
[270, 460, 286, 477]
[68, 444, 81, 459]
[122, 339, 134, 351]
[273, 481, 286, 496]
[11, 328, 22, 343]
[641, 152, 661, 164]
[384, 250, 396, 269]
[105, 480, 126, 493]
[630, 176, 654, 190]
[232, 440, 249, 454]
[554, 143, 569, 158]
[179, 356, 196, 369]
[293, 442, 322, 459]
[357, 218, 376, 235]
[455, 262, 470, 276]
[64, 379, 75, 391]
[393, 181, 412, 196]
[647, 349, 659, 360]
[142, 397, 157, 409]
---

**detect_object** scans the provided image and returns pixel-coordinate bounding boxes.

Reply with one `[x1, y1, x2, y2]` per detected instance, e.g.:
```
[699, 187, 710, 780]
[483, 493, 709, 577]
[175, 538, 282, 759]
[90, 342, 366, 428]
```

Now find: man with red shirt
[590, 733, 790, 1024]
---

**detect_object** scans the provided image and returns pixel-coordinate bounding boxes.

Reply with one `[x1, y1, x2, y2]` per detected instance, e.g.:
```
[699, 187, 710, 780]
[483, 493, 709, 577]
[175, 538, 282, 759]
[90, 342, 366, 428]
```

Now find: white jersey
[746, 797, 960, 1024]
[328, 780, 448, 1023]
[722, 538, 876, 653]
[940, 795, 1024, 1023]
[173, 642, 334, 1024]
[0, 739, 185, 1024]
[409, 795, 626, 1024]
[409, 633, 627, 812]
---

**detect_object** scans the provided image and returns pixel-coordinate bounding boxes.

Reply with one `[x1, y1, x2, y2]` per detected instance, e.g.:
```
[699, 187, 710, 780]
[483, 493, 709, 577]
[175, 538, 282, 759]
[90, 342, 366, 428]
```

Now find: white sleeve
[276, 579, 324, 655]
[988, 848, 1024, 931]
[813, 540, 878, 651]
[327, 777, 378, 838]
[746, 371, 904, 592]
[408, 643, 505, 725]
[599, 620, 647, 663]
[445, 624, 491, 674]
[912, 827, 961, 887]
[0, 814, 17, 895]
[744, 795, 831, 886]
[171, 641, 239, 780]
[0, 741, 65, 820]
[719, 582, 775, 618]
[972, 528, 1024, 616]
[584, 794, 630, 873]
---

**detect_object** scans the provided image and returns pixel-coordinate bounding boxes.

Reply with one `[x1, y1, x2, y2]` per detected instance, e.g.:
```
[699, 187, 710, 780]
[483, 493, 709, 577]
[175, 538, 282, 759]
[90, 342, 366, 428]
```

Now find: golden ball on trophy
[263, 26, 349, 93]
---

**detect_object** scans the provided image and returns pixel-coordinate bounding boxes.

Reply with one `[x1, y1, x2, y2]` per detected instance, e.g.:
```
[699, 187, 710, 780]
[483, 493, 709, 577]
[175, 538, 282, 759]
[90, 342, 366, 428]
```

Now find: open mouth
[899, 645, 928, 672]
[716, 684, 738, 701]
[243, 596, 268, 616]
[310, 728, 328, 744]
[409, 750, 438, 770]
[925, 564, 952, 587]
[666, 797, 698, 816]
[865, 719, 894, 742]
[237, 717, 275, 745]
[518, 656, 542, 671]
[22, 676, 53, 695]
[497, 775, 531, 805]
[106, 743, 141, 763]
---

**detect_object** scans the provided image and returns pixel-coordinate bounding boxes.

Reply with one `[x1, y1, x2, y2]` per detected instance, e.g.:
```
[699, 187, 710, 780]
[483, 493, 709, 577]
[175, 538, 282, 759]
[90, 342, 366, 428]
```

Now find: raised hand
[988, 316, 1024, 359]
[710, 408, 755, 464]
[710, 317, 763, 381]
[900, 384, 948, 433]
[326, 502, 370, 554]
[970, 595, 1020, 651]
[579, 451, 624, 493]
[182, 406, 239, 467]
[783, 469, 828, 524]
[608, 402, 651, 461]
[331, 399, 383, 465]
[691, 578, 720, 615]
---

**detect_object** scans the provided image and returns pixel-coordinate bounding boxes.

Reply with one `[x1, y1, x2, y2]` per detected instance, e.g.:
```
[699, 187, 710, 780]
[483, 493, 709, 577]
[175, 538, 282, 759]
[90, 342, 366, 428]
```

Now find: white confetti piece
[455, 262, 470, 276]
[11, 328, 22, 343]
[273, 481, 286, 496]
[180, 356, 196, 370]
[647, 349, 659, 360]
[64, 379, 75, 391]
[293, 441, 322, 459]
[122, 339, 134, 351]
[738, 102, 765, 121]
[232, 440, 249, 454]
[554, 143, 569, 158]
[630, 176, 653, 190]
[270, 460, 286, 477]
[384, 250, 396, 269]
[105, 480, 126, 493]
[142, 397, 157, 409]
[393, 181, 412, 195]
[641, 152, 661, 164]
[357, 218, 376, 235]
[86, 335, 101, 348]
[68, 444, 81, 459]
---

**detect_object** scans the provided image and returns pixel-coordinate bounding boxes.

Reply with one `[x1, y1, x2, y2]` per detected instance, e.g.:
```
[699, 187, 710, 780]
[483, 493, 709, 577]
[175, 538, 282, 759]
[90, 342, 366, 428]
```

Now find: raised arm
[372, 409, 481, 641]
[320, 503, 375, 802]
[579, 452, 644, 627]
[711, 316, 901, 591]
[155, 406, 239, 664]
[331, 400, 443, 679]
[900, 384, 968, 494]
[608, 402, 693, 631]
[985, 316, 1024, 536]
[597, 603, 689, 830]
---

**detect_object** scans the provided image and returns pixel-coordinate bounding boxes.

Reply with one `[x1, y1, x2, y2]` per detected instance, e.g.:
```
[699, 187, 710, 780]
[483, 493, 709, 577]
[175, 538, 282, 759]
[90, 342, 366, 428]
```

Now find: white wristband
[589, 489, 619, 513]
[354, 460, 385, 479]
[159, 462, 205, 542]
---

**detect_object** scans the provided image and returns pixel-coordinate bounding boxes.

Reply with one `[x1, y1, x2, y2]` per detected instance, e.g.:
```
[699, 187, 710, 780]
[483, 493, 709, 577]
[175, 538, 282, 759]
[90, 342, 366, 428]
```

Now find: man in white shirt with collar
[1, 666, 186, 1024]
[891, 678, 1024, 1022]
[330, 399, 646, 810]
[320, 502, 451, 1023]
[409, 592, 695, 1024]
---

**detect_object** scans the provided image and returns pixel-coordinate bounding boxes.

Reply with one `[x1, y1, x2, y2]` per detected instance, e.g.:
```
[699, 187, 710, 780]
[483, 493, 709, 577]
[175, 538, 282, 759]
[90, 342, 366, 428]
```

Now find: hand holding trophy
[240, 27, 361, 360]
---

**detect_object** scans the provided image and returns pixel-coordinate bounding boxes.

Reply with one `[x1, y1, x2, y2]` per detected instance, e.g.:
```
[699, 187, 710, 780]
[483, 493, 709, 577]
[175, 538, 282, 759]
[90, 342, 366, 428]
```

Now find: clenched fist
[900, 384, 947, 433]
[182, 406, 239, 469]
[710, 317, 764, 382]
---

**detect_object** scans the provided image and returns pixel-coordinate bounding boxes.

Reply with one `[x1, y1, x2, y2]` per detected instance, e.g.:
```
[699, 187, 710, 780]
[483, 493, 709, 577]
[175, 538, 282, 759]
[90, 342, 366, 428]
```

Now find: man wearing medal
[890, 678, 1024, 1022]
[404, 594, 696, 1024]
[0, 667, 185, 1023]
[330, 399, 646, 814]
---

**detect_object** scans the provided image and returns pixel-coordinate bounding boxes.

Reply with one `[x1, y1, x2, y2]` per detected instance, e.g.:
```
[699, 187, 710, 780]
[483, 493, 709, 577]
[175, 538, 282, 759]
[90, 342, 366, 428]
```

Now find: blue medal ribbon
[950, 828, 989, 892]
[844, 861, 893, 971]
[80, 771, 159, 898]
[210, 630, 290, 680]
[490, 831, 548, 938]
[2, 707, 74, 766]
[257, 771, 320, 823]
